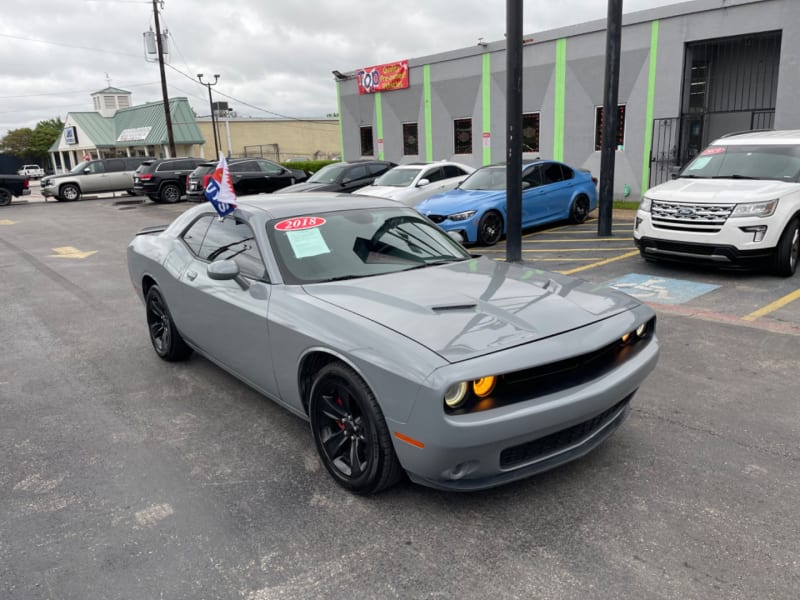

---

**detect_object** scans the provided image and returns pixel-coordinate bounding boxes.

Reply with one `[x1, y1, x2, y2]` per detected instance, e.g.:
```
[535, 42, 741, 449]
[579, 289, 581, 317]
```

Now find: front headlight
[639, 196, 652, 213]
[731, 199, 778, 218]
[444, 382, 469, 409]
[447, 210, 477, 222]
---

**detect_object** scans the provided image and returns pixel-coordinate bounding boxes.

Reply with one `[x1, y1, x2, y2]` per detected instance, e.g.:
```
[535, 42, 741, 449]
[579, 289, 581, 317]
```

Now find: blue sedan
[416, 160, 598, 245]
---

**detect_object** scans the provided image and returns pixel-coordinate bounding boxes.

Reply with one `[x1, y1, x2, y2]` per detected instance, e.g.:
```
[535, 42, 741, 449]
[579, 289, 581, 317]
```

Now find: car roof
[235, 192, 405, 220]
[713, 129, 800, 145]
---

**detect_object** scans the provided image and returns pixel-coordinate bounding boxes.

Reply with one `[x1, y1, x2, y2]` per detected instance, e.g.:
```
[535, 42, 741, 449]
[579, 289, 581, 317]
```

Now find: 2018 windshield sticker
[275, 217, 326, 231]
[701, 146, 726, 156]
[286, 228, 330, 258]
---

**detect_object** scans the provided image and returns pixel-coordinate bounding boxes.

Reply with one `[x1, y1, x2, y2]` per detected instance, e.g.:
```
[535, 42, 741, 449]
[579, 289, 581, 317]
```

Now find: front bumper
[388, 308, 660, 491]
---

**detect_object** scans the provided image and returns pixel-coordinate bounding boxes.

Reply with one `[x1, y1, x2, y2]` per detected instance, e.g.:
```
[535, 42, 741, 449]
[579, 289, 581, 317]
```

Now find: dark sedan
[274, 160, 395, 194]
[186, 158, 308, 200]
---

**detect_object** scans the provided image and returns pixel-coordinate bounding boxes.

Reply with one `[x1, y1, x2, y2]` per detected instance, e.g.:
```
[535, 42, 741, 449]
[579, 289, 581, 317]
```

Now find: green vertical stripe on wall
[482, 53, 492, 165]
[553, 38, 567, 162]
[424, 64, 433, 161]
[641, 21, 660, 197]
[336, 81, 344, 160]
[374, 92, 384, 160]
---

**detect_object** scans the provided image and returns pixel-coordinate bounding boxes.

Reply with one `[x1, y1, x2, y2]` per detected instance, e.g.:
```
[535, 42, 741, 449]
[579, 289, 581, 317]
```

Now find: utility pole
[152, 0, 176, 157]
[198, 74, 221, 157]
[505, 0, 523, 262]
[598, 0, 623, 236]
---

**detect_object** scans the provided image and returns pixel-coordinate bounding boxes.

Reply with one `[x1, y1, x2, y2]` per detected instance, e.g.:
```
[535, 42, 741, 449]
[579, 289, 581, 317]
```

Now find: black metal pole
[198, 74, 221, 158]
[598, 0, 623, 236]
[152, 0, 176, 157]
[506, 0, 523, 262]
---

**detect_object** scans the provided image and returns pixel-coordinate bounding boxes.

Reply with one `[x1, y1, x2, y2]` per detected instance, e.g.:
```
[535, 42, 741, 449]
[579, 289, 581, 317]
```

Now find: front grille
[651, 200, 734, 233]
[499, 398, 629, 469]
[427, 214, 446, 223]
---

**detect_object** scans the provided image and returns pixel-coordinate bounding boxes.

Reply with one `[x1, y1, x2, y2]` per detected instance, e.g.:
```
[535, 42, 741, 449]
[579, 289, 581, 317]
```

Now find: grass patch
[613, 200, 640, 210]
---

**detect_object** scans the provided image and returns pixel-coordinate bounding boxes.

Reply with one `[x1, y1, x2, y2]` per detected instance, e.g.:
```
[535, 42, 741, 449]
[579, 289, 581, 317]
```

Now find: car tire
[59, 183, 80, 202]
[569, 195, 591, 224]
[159, 183, 181, 204]
[0, 187, 11, 207]
[771, 218, 799, 277]
[477, 210, 504, 246]
[145, 285, 193, 361]
[309, 362, 403, 494]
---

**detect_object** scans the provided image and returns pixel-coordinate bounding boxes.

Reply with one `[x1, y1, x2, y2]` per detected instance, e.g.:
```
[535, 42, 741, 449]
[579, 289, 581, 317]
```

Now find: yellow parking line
[742, 288, 800, 321]
[482, 247, 636, 253]
[557, 250, 641, 275]
[520, 238, 624, 243]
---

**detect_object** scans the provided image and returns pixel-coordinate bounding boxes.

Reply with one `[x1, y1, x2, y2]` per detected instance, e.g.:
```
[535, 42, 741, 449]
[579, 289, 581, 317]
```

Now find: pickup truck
[17, 164, 45, 179]
[0, 175, 31, 206]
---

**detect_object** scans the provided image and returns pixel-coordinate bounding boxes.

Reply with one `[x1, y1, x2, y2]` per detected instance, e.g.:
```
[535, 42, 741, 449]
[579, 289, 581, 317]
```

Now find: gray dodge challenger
[128, 193, 659, 494]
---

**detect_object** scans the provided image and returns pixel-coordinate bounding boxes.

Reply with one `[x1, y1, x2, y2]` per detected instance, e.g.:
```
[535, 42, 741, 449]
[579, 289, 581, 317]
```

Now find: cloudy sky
[1, 0, 688, 135]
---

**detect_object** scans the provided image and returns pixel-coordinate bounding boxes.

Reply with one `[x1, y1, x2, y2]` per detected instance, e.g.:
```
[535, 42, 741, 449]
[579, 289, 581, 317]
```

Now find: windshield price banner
[356, 60, 409, 94]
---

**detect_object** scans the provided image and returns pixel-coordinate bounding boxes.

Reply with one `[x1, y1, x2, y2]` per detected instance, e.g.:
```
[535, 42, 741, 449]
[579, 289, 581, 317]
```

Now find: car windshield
[372, 168, 422, 187]
[681, 144, 800, 181]
[308, 163, 348, 184]
[69, 161, 90, 174]
[460, 166, 507, 190]
[268, 207, 471, 284]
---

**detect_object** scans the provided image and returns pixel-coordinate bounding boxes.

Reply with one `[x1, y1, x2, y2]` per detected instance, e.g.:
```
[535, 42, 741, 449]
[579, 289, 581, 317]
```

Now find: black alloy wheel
[569, 195, 590, 224]
[59, 183, 80, 202]
[160, 183, 181, 204]
[477, 210, 504, 246]
[145, 285, 192, 361]
[0, 188, 11, 207]
[309, 363, 403, 494]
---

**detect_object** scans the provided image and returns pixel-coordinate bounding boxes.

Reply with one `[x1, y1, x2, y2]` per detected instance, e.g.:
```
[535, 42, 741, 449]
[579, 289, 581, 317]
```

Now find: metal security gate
[649, 117, 679, 188]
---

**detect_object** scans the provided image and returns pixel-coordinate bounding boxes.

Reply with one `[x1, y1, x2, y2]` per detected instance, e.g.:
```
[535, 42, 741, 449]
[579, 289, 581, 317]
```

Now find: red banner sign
[356, 60, 409, 94]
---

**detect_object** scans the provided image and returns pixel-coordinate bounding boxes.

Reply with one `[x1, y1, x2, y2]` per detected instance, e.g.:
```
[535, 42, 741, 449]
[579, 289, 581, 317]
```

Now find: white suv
[635, 130, 800, 276]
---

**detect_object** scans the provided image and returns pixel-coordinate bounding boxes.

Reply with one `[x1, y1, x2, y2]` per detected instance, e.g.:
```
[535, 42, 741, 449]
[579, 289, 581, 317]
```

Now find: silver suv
[41, 156, 153, 202]
[635, 130, 800, 276]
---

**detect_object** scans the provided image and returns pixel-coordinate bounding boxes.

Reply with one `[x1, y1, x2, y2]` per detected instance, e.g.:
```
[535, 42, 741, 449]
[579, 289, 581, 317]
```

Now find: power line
[0, 33, 141, 57]
[0, 82, 159, 99]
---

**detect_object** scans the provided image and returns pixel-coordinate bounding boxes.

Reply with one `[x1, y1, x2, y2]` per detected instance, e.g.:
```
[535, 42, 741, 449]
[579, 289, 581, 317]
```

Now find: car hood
[647, 177, 799, 202]
[303, 257, 638, 363]
[357, 185, 410, 200]
[416, 188, 504, 213]
[276, 181, 336, 193]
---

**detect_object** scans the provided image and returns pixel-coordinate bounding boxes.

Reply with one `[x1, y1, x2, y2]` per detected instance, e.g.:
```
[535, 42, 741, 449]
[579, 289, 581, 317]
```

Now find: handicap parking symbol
[606, 273, 720, 305]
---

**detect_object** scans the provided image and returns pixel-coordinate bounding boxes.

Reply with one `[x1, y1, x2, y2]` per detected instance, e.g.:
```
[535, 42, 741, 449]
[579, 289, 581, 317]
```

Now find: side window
[85, 161, 105, 174]
[560, 165, 574, 180]
[345, 165, 368, 181]
[542, 163, 565, 184]
[368, 163, 389, 176]
[181, 215, 214, 255]
[443, 165, 468, 178]
[257, 160, 284, 175]
[229, 161, 256, 173]
[199, 217, 267, 280]
[424, 167, 445, 182]
[106, 159, 126, 172]
[523, 166, 543, 188]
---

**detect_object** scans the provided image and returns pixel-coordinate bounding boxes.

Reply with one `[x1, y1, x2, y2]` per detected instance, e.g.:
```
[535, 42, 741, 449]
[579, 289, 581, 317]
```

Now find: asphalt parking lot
[1, 194, 799, 600]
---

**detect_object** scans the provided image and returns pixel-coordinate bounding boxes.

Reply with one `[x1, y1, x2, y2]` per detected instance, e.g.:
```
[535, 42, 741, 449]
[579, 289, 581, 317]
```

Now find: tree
[1, 117, 64, 163]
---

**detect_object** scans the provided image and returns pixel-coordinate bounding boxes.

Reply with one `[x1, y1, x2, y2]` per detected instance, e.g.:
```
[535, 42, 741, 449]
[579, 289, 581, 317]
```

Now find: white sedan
[357, 161, 475, 207]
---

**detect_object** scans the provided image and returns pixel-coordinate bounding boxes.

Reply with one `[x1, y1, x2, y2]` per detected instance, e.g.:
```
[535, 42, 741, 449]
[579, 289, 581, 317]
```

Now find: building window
[93, 97, 100, 110]
[403, 122, 418, 156]
[360, 126, 374, 156]
[522, 112, 540, 153]
[454, 118, 472, 155]
[103, 95, 116, 109]
[594, 105, 626, 151]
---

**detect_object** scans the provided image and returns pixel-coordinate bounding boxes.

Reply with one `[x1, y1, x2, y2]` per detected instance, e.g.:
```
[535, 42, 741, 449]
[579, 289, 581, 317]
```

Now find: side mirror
[522, 181, 532, 190]
[207, 259, 249, 290]
[417, 178, 430, 187]
[83, 167, 91, 174]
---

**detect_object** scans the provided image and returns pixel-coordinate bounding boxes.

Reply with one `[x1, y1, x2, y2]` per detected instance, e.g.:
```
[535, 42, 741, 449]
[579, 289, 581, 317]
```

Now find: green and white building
[334, 0, 800, 199]
[47, 87, 204, 173]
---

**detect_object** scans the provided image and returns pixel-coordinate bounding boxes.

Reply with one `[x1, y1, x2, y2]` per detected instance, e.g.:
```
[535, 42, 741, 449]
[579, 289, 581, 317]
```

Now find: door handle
[186, 270, 197, 281]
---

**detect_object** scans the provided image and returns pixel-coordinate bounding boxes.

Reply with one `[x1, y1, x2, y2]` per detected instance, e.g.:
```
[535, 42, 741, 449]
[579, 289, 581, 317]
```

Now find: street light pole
[197, 73, 220, 158]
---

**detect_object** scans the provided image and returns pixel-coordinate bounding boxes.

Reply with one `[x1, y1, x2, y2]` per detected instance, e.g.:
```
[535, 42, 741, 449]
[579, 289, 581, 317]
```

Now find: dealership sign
[357, 60, 409, 94]
[117, 127, 152, 142]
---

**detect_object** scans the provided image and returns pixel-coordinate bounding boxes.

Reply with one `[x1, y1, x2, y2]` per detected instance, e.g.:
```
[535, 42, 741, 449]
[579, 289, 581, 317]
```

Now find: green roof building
[48, 88, 205, 172]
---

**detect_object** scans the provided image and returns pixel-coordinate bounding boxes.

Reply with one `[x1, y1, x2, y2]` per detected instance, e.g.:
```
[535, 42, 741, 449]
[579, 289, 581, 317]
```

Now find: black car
[274, 160, 395, 194]
[133, 157, 207, 203]
[185, 158, 308, 200]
